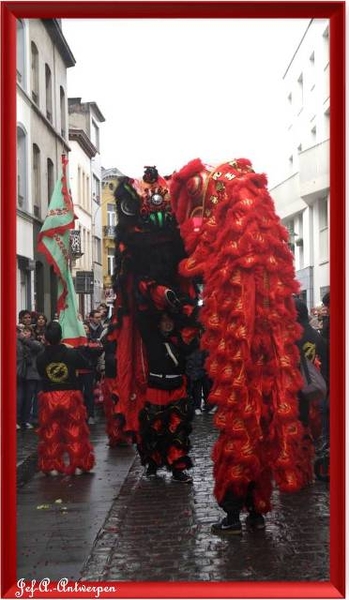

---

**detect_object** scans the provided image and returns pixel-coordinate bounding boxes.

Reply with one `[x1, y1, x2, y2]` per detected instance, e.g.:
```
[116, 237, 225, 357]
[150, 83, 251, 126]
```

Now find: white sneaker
[88, 417, 95, 425]
[25, 422, 34, 429]
[16, 424, 20, 430]
[195, 409, 202, 415]
[49, 469, 59, 476]
[74, 468, 86, 475]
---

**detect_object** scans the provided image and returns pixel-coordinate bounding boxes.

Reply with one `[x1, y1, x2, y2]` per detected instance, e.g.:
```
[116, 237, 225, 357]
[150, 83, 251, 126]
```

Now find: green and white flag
[37, 154, 86, 345]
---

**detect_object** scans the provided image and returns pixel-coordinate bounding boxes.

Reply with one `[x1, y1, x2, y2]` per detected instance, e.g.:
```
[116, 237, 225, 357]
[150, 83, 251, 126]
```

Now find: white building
[68, 98, 106, 309]
[68, 127, 98, 318]
[16, 18, 75, 318]
[270, 19, 330, 308]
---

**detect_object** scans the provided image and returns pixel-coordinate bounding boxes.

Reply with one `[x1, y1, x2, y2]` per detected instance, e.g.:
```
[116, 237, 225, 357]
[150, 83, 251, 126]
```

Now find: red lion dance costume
[36, 322, 95, 476]
[170, 158, 313, 529]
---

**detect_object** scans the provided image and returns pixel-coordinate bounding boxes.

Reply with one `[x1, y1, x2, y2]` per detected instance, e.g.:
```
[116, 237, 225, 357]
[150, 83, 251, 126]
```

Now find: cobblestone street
[81, 414, 330, 583]
[17, 412, 330, 584]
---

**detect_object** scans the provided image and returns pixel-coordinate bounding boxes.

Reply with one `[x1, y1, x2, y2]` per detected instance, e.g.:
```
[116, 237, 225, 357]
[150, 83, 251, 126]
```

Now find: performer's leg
[79, 372, 95, 421]
[22, 379, 36, 428]
[16, 378, 25, 428]
[192, 380, 203, 413]
[138, 396, 193, 481]
[37, 393, 66, 474]
[137, 403, 163, 475]
[62, 390, 95, 475]
[211, 488, 244, 535]
[245, 482, 267, 530]
[167, 398, 194, 483]
[103, 379, 131, 447]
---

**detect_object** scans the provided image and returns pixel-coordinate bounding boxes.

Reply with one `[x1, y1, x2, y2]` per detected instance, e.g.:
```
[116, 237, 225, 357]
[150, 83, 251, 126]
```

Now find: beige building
[101, 168, 124, 303]
[16, 18, 75, 318]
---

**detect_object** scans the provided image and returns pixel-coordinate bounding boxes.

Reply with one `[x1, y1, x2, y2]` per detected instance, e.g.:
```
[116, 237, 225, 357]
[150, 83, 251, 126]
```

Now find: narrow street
[17, 412, 330, 583]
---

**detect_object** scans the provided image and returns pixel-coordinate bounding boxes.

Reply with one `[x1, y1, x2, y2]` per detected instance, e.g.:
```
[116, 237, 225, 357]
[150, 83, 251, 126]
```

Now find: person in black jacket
[294, 298, 329, 446]
[186, 346, 214, 413]
[36, 321, 95, 476]
[319, 292, 330, 344]
[77, 322, 103, 426]
[136, 311, 196, 483]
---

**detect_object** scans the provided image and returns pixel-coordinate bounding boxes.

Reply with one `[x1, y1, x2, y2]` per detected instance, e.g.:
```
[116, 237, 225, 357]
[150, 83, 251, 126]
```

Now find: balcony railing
[103, 225, 116, 238]
[70, 229, 83, 259]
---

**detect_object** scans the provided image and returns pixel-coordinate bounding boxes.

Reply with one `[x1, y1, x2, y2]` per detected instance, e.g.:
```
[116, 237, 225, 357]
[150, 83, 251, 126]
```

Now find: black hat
[294, 298, 309, 324]
[322, 292, 330, 307]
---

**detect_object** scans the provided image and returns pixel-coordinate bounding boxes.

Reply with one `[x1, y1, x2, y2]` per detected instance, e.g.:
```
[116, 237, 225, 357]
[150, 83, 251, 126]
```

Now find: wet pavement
[17, 410, 329, 583]
[17, 410, 136, 581]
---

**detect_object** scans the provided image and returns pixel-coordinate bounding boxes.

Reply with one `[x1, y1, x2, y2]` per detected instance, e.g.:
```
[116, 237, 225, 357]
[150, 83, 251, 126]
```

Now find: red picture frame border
[1, 2, 345, 598]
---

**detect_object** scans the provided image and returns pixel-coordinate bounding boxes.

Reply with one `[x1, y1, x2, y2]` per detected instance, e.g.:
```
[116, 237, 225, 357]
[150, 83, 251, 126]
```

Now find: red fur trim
[171, 159, 312, 510]
[38, 390, 95, 474]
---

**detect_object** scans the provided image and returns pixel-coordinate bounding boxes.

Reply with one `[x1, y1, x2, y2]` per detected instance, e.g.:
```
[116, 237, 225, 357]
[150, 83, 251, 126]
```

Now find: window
[47, 158, 54, 203]
[319, 198, 329, 263]
[297, 73, 304, 112]
[323, 25, 329, 66]
[87, 230, 91, 269]
[77, 165, 82, 206]
[45, 63, 52, 122]
[107, 203, 116, 227]
[92, 175, 100, 204]
[94, 236, 102, 264]
[91, 120, 99, 151]
[32, 144, 41, 217]
[82, 228, 86, 268]
[309, 51, 315, 91]
[107, 248, 115, 276]
[17, 19, 26, 86]
[284, 219, 296, 254]
[31, 42, 39, 103]
[82, 171, 86, 209]
[86, 175, 90, 211]
[17, 126, 28, 209]
[19, 260, 31, 310]
[324, 106, 330, 139]
[60, 86, 66, 137]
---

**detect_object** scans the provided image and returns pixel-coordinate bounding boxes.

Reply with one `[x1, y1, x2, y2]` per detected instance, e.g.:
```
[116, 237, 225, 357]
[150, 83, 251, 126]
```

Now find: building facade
[16, 18, 75, 318]
[271, 19, 330, 308]
[68, 98, 106, 310]
[68, 127, 97, 318]
[101, 168, 124, 304]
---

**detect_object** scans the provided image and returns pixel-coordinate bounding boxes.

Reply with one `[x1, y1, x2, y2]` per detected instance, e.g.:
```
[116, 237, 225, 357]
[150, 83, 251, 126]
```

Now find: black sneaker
[145, 464, 158, 478]
[172, 469, 193, 484]
[211, 516, 242, 535]
[245, 512, 266, 530]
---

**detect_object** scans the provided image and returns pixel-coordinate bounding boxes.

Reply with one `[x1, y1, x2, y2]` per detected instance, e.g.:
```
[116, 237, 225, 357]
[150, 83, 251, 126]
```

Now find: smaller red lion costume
[36, 327, 95, 475]
[170, 158, 313, 514]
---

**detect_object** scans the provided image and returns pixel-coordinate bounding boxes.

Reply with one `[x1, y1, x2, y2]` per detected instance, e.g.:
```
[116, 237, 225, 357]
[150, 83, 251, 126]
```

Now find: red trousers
[37, 389, 95, 474]
[102, 377, 132, 447]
